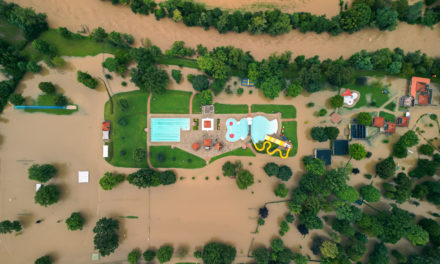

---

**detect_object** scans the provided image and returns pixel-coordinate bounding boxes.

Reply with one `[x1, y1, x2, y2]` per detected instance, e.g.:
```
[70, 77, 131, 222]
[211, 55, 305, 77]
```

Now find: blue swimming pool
[250, 116, 278, 143]
[225, 118, 249, 142]
[151, 118, 190, 142]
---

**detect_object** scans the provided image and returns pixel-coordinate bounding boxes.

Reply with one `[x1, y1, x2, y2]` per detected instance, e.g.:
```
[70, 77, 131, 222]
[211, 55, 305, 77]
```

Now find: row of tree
[107, 0, 440, 37]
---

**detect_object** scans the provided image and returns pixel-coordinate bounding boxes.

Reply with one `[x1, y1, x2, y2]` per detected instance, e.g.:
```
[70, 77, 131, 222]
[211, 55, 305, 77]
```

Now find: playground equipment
[241, 78, 255, 87]
[254, 135, 292, 159]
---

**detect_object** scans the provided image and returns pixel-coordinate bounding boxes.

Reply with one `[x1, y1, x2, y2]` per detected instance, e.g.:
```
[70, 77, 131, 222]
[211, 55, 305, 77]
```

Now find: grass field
[379, 111, 396, 122]
[149, 146, 206, 168]
[214, 103, 248, 114]
[251, 104, 296, 118]
[22, 29, 118, 61]
[150, 90, 191, 114]
[157, 56, 198, 69]
[0, 18, 25, 46]
[209, 147, 256, 163]
[384, 101, 396, 112]
[344, 81, 391, 109]
[23, 94, 77, 115]
[104, 91, 149, 168]
[192, 93, 202, 114]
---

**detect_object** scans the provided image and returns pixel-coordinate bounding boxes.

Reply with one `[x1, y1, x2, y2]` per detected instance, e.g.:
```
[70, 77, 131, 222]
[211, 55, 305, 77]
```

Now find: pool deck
[146, 112, 281, 159]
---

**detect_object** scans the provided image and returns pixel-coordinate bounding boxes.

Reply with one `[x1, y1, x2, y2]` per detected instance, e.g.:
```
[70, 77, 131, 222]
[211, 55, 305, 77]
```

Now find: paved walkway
[281, 118, 296, 122]
[146, 93, 153, 168]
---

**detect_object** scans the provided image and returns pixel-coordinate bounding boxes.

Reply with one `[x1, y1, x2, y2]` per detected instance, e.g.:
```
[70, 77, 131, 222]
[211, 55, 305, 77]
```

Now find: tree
[346, 238, 367, 261]
[286, 82, 302, 97]
[376, 7, 398, 31]
[9, 93, 25, 105]
[357, 112, 372, 126]
[325, 60, 353, 86]
[419, 218, 440, 246]
[35, 255, 52, 264]
[399, 130, 419, 147]
[349, 143, 367, 160]
[310, 127, 328, 142]
[134, 148, 146, 162]
[171, 69, 182, 83]
[412, 183, 429, 200]
[299, 213, 323, 230]
[200, 89, 213, 105]
[335, 185, 359, 202]
[236, 169, 254, 190]
[157, 246, 173, 263]
[407, 225, 429, 246]
[77, 70, 98, 89]
[419, 144, 434, 156]
[378, 205, 415, 244]
[159, 170, 176, 185]
[0, 220, 22, 234]
[131, 65, 169, 94]
[99, 172, 125, 190]
[28, 164, 57, 183]
[376, 157, 396, 179]
[391, 250, 407, 264]
[260, 76, 284, 99]
[360, 185, 380, 202]
[304, 158, 325, 176]
[127, 168, 161, 188]
[277, 165, 293, 181]
[264, 162, 279, 176]
[393, 142, 408, 158]
[406, 1, 423, 24]
[38, 82, 56, 94]
[325, 126, 339, 141]
[90, 27, 108, 42]
[274, 183, 289, 198]
[32, 39, 55, 56]
[253, 247, 269, 264]
[143, 249, 156, 262]
[222, 161, 236, 177]
[202, 242, 236, 264]
[293, 253, 308, 264]
[34, 185, 60, 207]
[330, 95, 344, 108]
[279, 220, 290, 236]
[324, 168, 348, 192]
[299, 64, 322, 93]
[335, 202, 362, 222]
[128, 249, 140, 264]
[192, 75, 210, 91]
[332, 219, 355, 237]
[320, 241, 338, 259]
[93, 217, 119, 256]
[65, 212, 85, 231]
[340, 3, 372, 33]
[53, 94, 67, 106]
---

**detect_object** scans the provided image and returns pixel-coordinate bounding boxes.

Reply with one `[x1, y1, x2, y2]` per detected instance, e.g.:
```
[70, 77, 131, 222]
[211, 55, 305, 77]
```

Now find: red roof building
[396, 116, 409, 127]
[418, 94, 429, 105]
[102, 121, 110, 131]
[192, 143, 200, 151]
[373, 117, 385, 127]
[410, 77, 430, 98]
[342, 89, 352, 97]
[215, 142, 223, 151]
[384, 122, 396, 133]
[204, 139, 212, 147]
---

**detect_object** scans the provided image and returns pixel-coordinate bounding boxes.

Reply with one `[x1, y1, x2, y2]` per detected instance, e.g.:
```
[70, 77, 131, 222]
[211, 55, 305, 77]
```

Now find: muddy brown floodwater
[9, 0, 440, 60]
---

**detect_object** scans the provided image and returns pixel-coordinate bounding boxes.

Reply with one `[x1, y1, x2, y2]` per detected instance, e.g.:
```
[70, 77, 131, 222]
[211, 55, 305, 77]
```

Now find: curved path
[11, 0, 440, 60]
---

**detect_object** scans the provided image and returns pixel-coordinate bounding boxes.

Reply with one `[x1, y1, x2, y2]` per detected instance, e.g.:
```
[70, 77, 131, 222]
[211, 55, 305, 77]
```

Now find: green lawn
[104, 90, 149, 168]
[150, 146, 206, 169]
[251, 104, 296, 118]
[157, 56, 198, 69]
[384, 101, 396, 112]
[379, 111, 396, 122]
[22, 29, 118, 61]
[192, 93, 202, 114]
[214, 103, 248, 114]
[209, 147, 256, 163]
[344, 81, 391, 109]
[150, 90, 191, 114]
[23, 94, 77, 115]
[0, 18, 25, 46]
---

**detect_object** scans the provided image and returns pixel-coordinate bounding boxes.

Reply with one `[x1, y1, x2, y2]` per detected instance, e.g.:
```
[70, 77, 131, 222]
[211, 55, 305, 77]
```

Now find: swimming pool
[250, 116, 278, 143]
[225, 118, 249, 142]
[151, 118, 190, 142]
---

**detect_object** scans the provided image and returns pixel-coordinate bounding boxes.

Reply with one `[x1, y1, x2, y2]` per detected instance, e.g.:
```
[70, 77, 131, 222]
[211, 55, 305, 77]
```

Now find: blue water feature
[250, 116, 278, 143]
[14, 105, 66, 109]
[225, 118, 249, 142]
[151, 118, 190, 142]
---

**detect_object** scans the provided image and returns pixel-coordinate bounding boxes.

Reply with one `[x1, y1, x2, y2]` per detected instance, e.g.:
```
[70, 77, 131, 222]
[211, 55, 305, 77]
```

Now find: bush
[28, 164, 57, 183]
[157, 245, 173, 263]
[357, 112, 372, 126]
[202, 242, 236, 264]
[134, 148, 146, 162]
[0, 220, 22, 234]
[286, 214, 295, 223]
[65, 212, 85, 231]
[330, 95, 344, 108]
[54, 94, 68, 106]
[199, 89, 213, 105]
[264, 162, 279, 176]
[38, 82, 56, 94]
[318, 108, 327, 116]
[128, 249, 140, 264]
[118, 116, 128, 126]
[35, 255, 52, 264]
[277, 165, 293, 181]
[77, 70, 98, 89]
[236, 87, 244, 95]
[192, 75, 209, 91]
[420, 144, 434, 156]
[34, 185, 60, 207]
[286, 82, 302, 97]
[222, 161, 237, 177]
[9, 93, 25, 105]
[143, 249, 156, 261]
[171, 69, 182, 83]
[26, 61, 42, 73]
[236, 169, 254, 190]
[274, 183, 289, 198]
[99, 172, 125, 190]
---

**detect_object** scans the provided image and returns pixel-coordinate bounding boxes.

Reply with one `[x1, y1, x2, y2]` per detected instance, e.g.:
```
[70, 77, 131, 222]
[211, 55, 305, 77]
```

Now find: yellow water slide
[254, 135, 292, 159]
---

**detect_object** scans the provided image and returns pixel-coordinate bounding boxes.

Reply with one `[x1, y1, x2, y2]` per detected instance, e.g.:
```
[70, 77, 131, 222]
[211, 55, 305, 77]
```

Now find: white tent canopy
[78, 171, 89, 183]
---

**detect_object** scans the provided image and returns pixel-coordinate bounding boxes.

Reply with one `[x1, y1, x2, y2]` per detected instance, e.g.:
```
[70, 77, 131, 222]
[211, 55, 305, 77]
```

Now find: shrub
[286, 214, 295, 223]
[264, 162, 279, 176]
[420, 144, 434, 156]
[134, 148, 146, 162]
[65, 212, 85, 231]
[274, 183, 289, 198]
[236, 169, 254, 190]
[143, 249, 156, 261]
[279, 220, 290, 236]
[99, 172, 125, 190]
[277, 165, 293, 181]
[171, 69, 182, 83]
[330, 95, 344, 108]
[157, 245, 173, 263]
[200, 89, 213, 105]
[210, 79, 226, 95]
[35, 255, 52, 264]
[28, 164, 57, 183]
[222, 161, 237, 177]
[318, 108, 327, 116]
[307, 102, 315, 107]
[192, 75, 209, 91]
[38, 82, 56, 94]
[77, 70, 98, 89]
[236, 87, 244, 95]
[54, 94, 68, 106]
[118, 117, 128, 126]
[0, 220, 22, 234]
[286, 82, 302, 97]
[128, 249, 140, 264]
[9, 93, 25, 105]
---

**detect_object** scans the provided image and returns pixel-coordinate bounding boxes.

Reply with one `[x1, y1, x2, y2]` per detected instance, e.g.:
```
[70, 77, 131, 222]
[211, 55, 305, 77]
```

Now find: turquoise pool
[225, 116, 277, 143]
[151, 118, 190, 142]
[226, 118, 249, 142]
